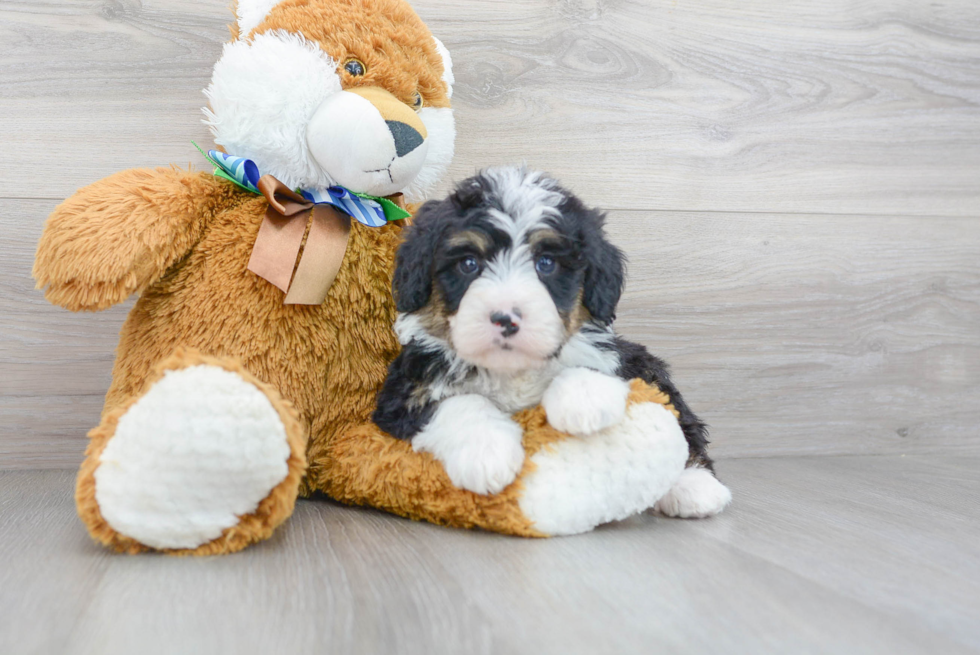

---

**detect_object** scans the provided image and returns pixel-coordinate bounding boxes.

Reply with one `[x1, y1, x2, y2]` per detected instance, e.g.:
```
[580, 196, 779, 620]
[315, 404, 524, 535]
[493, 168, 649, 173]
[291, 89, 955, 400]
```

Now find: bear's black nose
[386, 121, 424, 158]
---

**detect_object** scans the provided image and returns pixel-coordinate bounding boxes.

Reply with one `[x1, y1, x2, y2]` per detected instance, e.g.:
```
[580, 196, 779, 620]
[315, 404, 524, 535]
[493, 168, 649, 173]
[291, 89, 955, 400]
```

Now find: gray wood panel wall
[1, 0, 978, 468]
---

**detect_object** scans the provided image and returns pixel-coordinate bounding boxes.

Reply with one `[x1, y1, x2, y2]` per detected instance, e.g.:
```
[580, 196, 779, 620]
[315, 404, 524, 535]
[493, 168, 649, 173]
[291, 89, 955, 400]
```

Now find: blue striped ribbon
[300, 186, 387, 228]
[198, 146, 407, 227]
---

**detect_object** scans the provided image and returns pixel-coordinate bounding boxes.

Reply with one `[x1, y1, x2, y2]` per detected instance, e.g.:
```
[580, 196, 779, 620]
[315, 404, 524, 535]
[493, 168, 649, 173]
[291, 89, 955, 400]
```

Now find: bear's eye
[412, 92, 424, 111]
[343, 58, 366, 77]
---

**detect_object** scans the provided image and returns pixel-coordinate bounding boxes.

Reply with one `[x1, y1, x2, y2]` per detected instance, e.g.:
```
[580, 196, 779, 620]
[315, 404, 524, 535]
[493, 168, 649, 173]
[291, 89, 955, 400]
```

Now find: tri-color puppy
[373, 166, 731, 518]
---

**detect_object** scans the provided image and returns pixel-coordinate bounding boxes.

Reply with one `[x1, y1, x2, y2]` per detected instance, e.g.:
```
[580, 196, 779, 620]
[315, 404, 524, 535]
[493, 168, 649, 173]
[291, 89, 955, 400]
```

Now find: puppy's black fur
[559, 190, 625, 325]
[371, 345, 444, 441]
[375, 170, 713, 472]
[608, 335, 713, 470]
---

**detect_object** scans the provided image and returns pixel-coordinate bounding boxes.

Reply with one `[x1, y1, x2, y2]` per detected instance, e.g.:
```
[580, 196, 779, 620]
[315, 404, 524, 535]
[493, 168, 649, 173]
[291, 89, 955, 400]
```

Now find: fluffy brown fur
[34, 0, 681, 553]
[35, 156, 407, 552]
[324, 380, 678, 537]
[239, 0, 450, 110]
[37, 161, 681, 552]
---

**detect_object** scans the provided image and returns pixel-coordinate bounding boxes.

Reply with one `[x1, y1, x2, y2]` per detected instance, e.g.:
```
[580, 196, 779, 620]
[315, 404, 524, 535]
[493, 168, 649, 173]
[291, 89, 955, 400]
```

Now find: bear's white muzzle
[307, 86, 429, 197]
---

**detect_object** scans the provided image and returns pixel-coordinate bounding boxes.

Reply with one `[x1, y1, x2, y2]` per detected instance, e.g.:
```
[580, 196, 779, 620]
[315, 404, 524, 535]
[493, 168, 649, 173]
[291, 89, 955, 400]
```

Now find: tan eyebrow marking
[527, 228, 561, 248]
[446, 230, 492, 253]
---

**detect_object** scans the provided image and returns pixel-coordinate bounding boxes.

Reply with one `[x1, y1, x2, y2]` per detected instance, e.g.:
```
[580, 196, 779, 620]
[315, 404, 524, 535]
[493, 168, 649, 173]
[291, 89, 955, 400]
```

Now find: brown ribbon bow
[246, 175, 352, 306]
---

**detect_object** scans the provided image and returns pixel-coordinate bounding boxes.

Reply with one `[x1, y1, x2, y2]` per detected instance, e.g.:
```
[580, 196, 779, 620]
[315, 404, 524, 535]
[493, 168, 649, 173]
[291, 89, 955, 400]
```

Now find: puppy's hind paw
[543, 367, 630, 436]
[654, 467, 732, 518]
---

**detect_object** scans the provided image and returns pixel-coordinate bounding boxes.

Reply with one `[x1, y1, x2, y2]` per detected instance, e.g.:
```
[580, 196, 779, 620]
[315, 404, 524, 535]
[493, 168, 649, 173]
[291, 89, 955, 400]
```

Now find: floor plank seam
[719, 452, 980, 462]
[5, 196, 980, 221]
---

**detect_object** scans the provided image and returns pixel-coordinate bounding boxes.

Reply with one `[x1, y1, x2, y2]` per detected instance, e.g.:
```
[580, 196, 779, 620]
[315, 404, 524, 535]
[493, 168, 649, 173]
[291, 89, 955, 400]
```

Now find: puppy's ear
[580, 208, 626, 325]
[393, 200, 446, 313]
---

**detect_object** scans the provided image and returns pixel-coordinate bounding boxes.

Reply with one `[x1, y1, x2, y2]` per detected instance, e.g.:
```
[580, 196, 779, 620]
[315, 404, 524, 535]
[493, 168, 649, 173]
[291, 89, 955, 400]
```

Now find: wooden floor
[2, 455, 978, 655]
[2, 1, 979, 653]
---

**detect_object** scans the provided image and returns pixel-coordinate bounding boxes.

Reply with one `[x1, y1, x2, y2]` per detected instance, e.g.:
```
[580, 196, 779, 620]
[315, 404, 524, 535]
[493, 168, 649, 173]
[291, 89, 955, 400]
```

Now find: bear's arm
[33, 167, 238, 311]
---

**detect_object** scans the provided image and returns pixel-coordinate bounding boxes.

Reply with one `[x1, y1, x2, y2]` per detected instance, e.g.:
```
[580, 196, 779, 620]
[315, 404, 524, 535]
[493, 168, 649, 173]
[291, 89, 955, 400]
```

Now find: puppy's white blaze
[413, 394, 525, 495]
[204, 31, 341, 192]
[481, 238, 534, 289]
[449, 268, 564, 372]
[654, 466, 732, 518]
[483, 167, 563, 238]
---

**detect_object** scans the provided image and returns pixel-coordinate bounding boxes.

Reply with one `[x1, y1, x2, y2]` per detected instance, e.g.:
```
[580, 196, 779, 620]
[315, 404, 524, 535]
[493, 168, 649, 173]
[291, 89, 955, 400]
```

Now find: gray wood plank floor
[4, 0, 980, 215]
[1, 456, 978, 655]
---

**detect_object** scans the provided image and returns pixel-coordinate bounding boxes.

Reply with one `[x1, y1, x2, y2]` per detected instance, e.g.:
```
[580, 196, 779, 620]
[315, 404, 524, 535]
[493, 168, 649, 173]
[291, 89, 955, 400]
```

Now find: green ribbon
[192, 141, 410, 223]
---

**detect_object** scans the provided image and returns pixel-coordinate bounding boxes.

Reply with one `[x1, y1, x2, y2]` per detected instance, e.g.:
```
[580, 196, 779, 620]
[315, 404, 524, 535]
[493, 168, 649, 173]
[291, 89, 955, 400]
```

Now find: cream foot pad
[94, 365, 291, 549]
[519, 401, 689, 536]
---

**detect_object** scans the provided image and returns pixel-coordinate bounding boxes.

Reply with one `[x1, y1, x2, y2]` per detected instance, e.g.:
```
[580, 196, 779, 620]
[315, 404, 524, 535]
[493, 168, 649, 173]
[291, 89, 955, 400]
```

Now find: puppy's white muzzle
[307, 86, 429, 197]
[450, 271, 565, 372]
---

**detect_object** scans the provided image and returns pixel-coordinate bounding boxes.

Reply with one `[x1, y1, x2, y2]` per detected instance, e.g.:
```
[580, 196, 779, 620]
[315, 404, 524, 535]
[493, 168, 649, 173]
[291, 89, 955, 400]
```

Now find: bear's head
[204, 0, 455, 202]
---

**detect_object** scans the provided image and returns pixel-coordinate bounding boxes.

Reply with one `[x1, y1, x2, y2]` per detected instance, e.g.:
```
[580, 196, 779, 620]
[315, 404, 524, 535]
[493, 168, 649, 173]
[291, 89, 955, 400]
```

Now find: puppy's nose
[386, 121, 424, 157]
[490, 311, 520, 338]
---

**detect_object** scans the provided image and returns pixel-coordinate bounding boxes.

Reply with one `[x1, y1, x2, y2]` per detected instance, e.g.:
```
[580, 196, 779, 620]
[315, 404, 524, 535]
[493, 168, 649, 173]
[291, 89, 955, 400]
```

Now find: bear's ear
[431, 36, 454, 98]
[236, 0, 284, 38]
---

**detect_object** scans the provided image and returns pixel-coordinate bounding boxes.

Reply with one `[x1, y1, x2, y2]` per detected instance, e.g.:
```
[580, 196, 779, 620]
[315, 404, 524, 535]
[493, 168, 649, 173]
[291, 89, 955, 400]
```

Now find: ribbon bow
[196, 144, 410, 305]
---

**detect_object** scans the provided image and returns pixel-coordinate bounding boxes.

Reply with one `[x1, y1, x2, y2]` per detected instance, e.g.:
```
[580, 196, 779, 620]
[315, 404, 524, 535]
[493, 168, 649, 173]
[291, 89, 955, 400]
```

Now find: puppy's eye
[535, 255, 557, 275]
[412, 92, 424, 110]
[457, 256, 480, 276]
[343, 58, 366, 76]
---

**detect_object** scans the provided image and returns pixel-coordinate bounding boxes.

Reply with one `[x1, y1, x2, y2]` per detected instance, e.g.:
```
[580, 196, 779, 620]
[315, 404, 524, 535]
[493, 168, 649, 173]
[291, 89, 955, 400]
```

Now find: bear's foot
[76, 350, 307, 555]
[653, 466, 732, 518]
[320, 380, 691, 537]
[518, 397, 689, 535]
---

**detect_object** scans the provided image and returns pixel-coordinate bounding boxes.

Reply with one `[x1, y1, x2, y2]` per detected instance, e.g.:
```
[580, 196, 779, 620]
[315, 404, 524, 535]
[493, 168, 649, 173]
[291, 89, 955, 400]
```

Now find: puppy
[373, 167, 730, 517]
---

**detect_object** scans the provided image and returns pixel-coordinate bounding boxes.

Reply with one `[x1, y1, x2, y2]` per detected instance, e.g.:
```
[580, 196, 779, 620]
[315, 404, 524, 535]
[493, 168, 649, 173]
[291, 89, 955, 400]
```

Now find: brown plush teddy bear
[33, 0, 721, 555]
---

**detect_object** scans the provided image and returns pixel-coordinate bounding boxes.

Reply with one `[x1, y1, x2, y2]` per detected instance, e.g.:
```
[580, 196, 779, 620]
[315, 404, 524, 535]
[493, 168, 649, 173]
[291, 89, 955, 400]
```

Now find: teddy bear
[32, 0, 723, 555]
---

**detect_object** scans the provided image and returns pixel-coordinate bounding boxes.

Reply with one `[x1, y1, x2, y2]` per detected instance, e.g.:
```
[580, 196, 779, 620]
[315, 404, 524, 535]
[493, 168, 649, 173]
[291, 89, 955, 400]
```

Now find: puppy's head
[394, 166, 625, 373]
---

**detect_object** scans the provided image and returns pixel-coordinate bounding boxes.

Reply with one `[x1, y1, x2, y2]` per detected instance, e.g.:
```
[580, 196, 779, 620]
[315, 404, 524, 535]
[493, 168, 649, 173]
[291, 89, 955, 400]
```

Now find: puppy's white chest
[459, 364, 560, 414]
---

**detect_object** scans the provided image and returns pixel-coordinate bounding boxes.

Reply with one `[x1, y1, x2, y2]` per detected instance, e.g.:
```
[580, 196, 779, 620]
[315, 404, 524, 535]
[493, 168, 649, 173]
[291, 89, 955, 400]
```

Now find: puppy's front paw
[439, 424, 525, 495]
[412, 395, 525, 495]
[543, 367, 630, 436]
